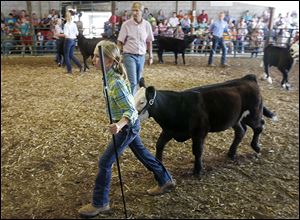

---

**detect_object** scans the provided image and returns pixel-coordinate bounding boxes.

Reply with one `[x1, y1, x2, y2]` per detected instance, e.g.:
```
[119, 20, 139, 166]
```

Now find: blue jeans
[64, 38, 82, 73]
[92, 120, 173, 207]
[55, 38, 64, 65]
[123, 53, 145, 95]
[208, 35, 227, 65]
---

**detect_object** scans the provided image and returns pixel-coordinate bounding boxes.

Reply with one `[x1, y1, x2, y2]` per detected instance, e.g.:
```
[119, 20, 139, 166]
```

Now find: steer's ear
[146, 86, 155, 101]
[139, 77, 146, 88]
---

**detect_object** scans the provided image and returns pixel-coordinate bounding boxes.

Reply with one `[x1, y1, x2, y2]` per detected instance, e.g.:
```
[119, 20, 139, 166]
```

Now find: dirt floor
[1, 55, 299, 219]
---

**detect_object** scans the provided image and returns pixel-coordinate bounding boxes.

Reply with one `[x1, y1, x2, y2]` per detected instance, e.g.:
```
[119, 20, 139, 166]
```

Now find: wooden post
[266, 7, 275, 46]
[111, 1, 116, 35]
[26, 1, 35, 55]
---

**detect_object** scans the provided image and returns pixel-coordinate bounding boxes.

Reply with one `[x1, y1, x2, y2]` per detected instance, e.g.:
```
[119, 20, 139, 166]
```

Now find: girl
[78, 40, 175, 218]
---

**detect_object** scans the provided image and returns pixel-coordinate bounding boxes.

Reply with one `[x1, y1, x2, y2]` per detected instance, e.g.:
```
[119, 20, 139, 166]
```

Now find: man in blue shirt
[208, 12, 230, 67]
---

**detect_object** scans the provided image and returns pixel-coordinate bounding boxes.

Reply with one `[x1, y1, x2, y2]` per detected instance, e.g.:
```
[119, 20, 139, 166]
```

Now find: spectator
[76, 13, 84, 34]
[117, 2, 154, 95]
[109, 12, 120, 33]
[120, 10, 129, 25]
[147, 13, 156, 25]
[292, 31, 299, 44]
[31, 12, 40, 28]
[40, 13, 51, 28]
[157, 9, 166, 23]
[197, 10, 208, 23]
[158, 18, 169, 36]
[224, 11, 232, 23]
[180, 14, 191, 34]
[35, 31, 44, 53]
[168, 12, 179, 30]
[19, 10, 26, 21]
[223, 31, 234, 54]
[63, 11, 82, 74]
[10, 9, 18, 20]
[262, 10, 270, 24]
[243, 10, 252, 25]
[53, 18, 65, 66]
[199, 18, 208, 31]
[277, 26, 290, 47]
[192, 17, 200, 31]
[19, 17, 32, 55]
[2, 33, 17, 55]
[151, 20, 159, 37]
[208, 12, 230, 67]
[250, 28, 262, 58]
[175, 25, 184, 40]
[290, 11, 299, 28]
[236, 18, 247, 53]
[5, 13, 17, 33]
[142, 7, 150, 20]
[177, 10, 184, 21]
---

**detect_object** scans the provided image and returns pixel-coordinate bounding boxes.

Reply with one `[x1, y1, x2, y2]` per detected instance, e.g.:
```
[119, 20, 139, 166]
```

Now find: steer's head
[290, 41, 299, 59]
[134, 78, 156, 121]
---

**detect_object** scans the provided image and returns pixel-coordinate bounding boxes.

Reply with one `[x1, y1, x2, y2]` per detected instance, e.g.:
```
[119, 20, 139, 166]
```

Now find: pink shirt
[118, 18, 154, 55]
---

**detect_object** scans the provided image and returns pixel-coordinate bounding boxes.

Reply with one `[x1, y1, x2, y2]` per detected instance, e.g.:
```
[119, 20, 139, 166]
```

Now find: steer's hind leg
[155, 132, 172, 162]
[243, 115, 264, 153]
[83, 57, 89, 72]
[279, 67, 290, 90]
[227, 123, 246, 160]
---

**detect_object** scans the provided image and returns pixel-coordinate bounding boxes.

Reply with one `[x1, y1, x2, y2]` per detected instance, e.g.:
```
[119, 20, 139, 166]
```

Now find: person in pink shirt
[117, 2, 154, 95]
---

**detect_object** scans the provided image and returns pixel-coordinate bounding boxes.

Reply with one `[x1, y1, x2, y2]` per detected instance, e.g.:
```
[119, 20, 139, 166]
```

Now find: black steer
[135, 75, 277, 175]
[262, 42, 299, 90]
[157, 35, 197, 65]
[77, 33, 103, 72]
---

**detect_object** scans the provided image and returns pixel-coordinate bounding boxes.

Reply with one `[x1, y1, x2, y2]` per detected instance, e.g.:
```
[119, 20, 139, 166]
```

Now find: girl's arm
[108, 117, 129, 134]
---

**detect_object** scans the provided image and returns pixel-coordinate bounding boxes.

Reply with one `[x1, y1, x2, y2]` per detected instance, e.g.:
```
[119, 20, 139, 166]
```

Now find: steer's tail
[263, 106, 278, 122]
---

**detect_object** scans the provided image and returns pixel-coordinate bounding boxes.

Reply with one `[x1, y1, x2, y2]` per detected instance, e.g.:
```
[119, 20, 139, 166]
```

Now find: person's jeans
[123, 53, 145, 95]
[208, 35, 227, 65]
[64, 38, 82, 73]
[55, 38, 64, 65]
[92, 119, 173, 207]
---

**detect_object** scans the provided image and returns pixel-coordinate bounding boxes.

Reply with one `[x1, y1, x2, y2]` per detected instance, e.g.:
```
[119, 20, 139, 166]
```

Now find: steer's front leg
[155, 131, 172, 162]
[191, 132, 207, 176]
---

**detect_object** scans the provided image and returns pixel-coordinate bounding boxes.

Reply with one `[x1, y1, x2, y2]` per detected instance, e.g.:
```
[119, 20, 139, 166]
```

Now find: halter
[138, 89, 156, 115]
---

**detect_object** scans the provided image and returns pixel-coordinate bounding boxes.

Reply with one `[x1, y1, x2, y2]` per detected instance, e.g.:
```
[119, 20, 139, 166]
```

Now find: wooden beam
[111, 1, 116, 34]
[266, 7, 275, 46]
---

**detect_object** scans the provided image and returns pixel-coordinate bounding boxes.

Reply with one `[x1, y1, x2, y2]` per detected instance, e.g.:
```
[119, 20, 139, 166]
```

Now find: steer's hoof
[282, 83, 290, 90]
[227, 152, 237, 161]
[192, 170, 202, 179]
[251, 145, 261, 153]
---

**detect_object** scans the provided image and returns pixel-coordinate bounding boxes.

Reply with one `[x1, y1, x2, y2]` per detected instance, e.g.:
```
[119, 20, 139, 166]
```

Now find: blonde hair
[65, 11, 72, 22]
[94, 40, 128, 80]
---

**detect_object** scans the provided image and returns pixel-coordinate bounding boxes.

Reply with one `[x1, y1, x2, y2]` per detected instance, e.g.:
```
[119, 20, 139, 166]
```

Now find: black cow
[77, 33, 118, 72]
[56, 37, 65, 66]
[77, 33, 103, 72]
[157, 35, 197, 65]
[135, 75, 277, 176]
[262, 42, 299, 90]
